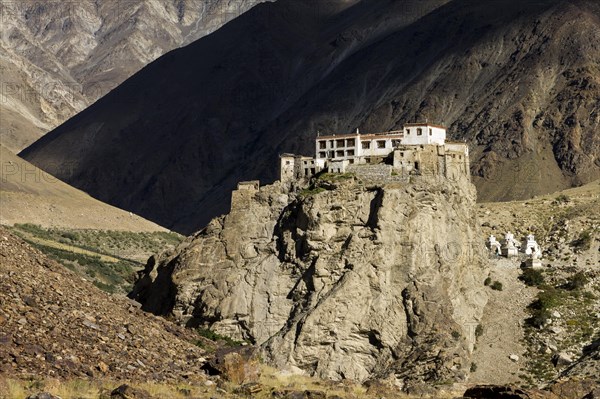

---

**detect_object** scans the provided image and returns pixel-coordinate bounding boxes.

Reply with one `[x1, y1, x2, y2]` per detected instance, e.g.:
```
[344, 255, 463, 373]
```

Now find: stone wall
[347, 164, 408, 183]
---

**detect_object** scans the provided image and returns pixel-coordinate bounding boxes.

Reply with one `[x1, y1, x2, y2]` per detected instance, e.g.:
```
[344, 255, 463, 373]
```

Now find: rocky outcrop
[131, 175, 489, 390]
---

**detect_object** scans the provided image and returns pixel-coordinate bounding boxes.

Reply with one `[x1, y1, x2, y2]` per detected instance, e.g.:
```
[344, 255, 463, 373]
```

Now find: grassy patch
[298, 187, 327, 197]
[8, 224, 183, 295]
[196, 328, 245, 348]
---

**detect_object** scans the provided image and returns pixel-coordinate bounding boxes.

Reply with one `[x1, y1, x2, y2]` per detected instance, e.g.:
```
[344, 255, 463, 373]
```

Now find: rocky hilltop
[131, 173, 489, 392]
[21, 0, 600, 234]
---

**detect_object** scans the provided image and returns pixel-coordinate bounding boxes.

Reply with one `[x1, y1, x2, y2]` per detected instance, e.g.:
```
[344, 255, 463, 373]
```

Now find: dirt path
[19, 232, 121, 263]
[469, 258, 537, 385]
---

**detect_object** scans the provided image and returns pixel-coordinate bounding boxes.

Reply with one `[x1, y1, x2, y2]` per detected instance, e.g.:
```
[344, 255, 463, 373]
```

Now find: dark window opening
[377, 140, 386, 148]
[362, 141, 371, 149]
[319, 141, 326, 149]
[417, 128, 423, 136]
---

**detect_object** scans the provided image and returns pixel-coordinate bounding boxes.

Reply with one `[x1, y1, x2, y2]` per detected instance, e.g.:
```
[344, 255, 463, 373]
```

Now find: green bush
[475, 324, 484, 338]
[555, 194, 570, 204]
[196, 328, 244, 347]
[484, 277, 492, 286]
[571, 230, 592, 251]
[527, 286, 566, 327]
[491, 281, 503, 291]
[470, 362, 478, 372]
[299, 187, 326, 197]
[520, 268, 545, 287]
[566, 271, 588, 290]
[535, 287, 564, 310]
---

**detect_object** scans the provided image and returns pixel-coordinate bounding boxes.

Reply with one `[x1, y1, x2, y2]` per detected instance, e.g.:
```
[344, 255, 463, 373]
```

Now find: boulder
[110, 384, 153, 399]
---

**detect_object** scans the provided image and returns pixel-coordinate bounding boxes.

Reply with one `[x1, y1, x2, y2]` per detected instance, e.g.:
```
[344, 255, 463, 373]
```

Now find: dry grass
[0, 378, 206, 399]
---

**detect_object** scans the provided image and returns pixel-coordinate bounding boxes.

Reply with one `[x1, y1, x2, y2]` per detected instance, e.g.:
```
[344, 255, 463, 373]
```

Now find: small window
[319, 152, 326, 158]
[329, 151, 335, 158]
[362, 141, 371, 149]
[348, 159, 354, 164]
[329, 140, 334, 147]
[406, 129, 410, 135]
[392, 139, 401, 147]
[347, 150, 355, 156]
[400, 152, 404, 157]
[365, 158, 371, 164]
[377, 140, 386, 148]
[429, 128, 432, 136]
[336, 150, 344, 157]
[347, 139, 355, 147]
[417, 128, 423, 136]
[286, 160, 291, 165]
[336, 139, 345, 147]
[414, 161, 420, 170]
[319, 141, 326, 149]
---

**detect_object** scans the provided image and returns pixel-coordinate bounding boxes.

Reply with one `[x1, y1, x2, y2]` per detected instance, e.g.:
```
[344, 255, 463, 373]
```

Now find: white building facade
[314, 124, 449, 164]
[281, 122, 470, 183]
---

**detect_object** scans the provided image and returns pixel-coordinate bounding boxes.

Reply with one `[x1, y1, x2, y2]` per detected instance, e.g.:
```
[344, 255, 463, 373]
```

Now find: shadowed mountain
[21, 0, 600, 234]
[0, 145, 166, 231]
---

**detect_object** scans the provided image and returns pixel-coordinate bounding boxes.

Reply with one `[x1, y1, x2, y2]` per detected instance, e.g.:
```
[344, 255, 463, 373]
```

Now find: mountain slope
[21, 0, 600, 234]
[0, 225, 207, 382]
[0, 145, 166, 231]
[0, 0, 266, 152]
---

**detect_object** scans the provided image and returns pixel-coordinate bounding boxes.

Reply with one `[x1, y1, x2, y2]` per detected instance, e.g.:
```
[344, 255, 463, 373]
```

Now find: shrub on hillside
[520, 268, 545, 287]
[571, 230, 592, 251]
[566, 271, 588, 290]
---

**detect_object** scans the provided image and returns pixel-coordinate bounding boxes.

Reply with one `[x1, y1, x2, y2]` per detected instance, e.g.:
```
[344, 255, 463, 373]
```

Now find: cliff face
[131, 175, 489, 390]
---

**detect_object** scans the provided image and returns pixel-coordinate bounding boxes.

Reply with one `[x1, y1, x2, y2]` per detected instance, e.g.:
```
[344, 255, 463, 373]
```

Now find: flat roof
[404, 123, 447, 129]
[317, 129, 404, 140]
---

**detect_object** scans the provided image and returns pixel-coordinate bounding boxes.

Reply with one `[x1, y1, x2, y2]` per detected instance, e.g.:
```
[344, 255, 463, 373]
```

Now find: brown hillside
[0, 226, 207, 382]
[0, 145, 166, 231]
